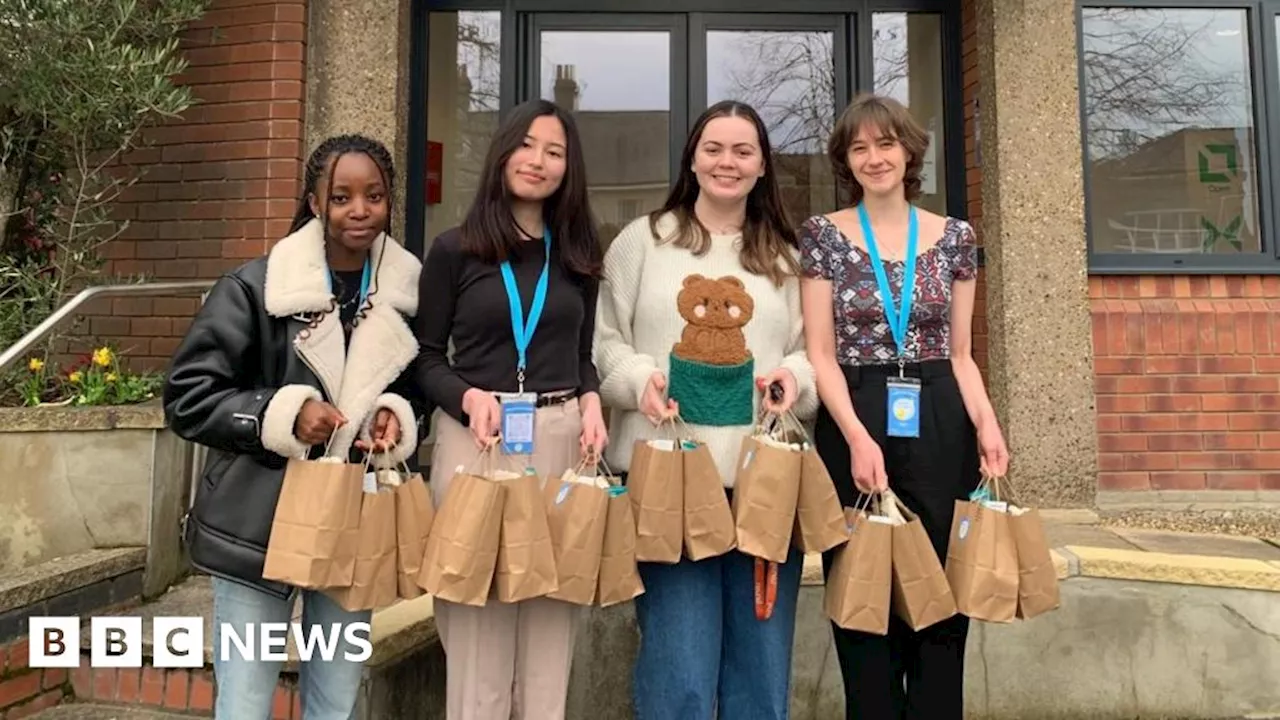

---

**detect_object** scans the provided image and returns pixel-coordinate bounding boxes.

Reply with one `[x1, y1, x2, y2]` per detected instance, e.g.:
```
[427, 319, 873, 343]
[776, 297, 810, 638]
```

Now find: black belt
[839, 359, 954, 387]
[536, 389, 578, 407]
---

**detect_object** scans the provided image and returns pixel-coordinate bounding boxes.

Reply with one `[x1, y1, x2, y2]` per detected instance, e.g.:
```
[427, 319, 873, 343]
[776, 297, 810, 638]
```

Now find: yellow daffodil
[92, 347, 113, 367]
[106, 372, 118, 383]
[68, 371, 82, 383]
[28, 358, 44, 372]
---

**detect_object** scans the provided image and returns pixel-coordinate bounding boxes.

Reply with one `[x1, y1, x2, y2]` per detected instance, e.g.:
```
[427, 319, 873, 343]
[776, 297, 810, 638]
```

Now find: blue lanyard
[326, 257, 372, 308]
[499, 227, 552, 393]
[856, 203, 918, 362]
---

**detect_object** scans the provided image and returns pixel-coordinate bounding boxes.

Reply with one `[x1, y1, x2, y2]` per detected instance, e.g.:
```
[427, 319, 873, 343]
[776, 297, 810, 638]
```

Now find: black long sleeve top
[413, 226, 601, 423]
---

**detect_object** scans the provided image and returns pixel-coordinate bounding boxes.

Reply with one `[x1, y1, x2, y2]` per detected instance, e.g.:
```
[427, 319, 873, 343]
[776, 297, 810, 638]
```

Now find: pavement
[799, 508, 1280, 593]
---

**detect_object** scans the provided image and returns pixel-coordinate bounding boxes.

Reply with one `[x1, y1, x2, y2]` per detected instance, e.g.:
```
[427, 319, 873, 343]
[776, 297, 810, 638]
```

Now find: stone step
[26, 704, 194, 720]
[75, 573, 445, 719]
[0, 547, 146, 642]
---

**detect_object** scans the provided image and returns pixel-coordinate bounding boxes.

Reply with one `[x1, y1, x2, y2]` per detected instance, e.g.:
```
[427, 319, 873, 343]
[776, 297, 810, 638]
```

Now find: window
[420, 10, 503, 249]
[1079, 5, 1279, 272]
[873, 13, 948, 217]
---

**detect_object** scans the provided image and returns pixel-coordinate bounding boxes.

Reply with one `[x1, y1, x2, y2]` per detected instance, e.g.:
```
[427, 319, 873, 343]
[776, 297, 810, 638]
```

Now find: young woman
[799, 93, 1010, 719]
[163, 134, 428, 718]
[414, 98, 608, 720]
[594, 100, 818, 720]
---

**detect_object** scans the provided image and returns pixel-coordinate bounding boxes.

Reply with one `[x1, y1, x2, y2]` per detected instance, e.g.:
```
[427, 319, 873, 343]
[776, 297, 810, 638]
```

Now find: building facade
[107, 0, 1280, 508]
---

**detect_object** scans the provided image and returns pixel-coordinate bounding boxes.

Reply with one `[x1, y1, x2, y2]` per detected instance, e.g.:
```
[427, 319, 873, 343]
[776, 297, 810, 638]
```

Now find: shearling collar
[257, 217, 423, 460]
[262, 217, 419, 319]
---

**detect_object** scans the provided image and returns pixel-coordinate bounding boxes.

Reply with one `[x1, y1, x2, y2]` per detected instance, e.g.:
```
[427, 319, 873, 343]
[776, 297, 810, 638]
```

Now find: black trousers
[814, 360, 981, 720]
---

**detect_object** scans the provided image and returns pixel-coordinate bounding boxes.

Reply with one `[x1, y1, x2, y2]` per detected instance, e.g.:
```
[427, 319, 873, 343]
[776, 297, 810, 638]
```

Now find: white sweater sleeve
[594, 221, 660, 411]
[777, 270, 819, 421]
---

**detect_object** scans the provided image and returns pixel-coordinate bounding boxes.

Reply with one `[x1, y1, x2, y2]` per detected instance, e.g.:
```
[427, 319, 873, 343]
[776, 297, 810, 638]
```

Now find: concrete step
[0, 547, 146, 642]
[26, 705, 194, 720]
[77, 574, 446, 719]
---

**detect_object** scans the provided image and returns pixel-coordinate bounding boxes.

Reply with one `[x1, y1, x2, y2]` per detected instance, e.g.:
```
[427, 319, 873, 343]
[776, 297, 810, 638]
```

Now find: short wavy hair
[827, 93, 930, 206]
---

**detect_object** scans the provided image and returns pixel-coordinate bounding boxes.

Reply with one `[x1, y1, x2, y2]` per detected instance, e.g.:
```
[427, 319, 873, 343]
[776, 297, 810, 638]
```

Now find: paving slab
[1111, 527, 1280, 562]
[1037, 508, 1099, 525]
[1067, 545, 1280, 592]
[1043, 522, 1138, 550]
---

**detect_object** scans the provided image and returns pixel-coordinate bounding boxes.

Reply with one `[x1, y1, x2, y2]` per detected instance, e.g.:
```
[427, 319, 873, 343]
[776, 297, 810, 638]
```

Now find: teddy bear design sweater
[594, 212, 819, 488]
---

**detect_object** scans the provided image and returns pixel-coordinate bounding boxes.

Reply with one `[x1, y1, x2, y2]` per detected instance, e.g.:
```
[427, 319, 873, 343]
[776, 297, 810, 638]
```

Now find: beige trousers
[428, 399, 585, 720]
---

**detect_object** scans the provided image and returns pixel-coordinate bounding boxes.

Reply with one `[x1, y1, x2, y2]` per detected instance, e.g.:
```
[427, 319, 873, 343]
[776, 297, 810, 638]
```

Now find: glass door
[522, 12, 848, 234]
[525, 14, 688, 246]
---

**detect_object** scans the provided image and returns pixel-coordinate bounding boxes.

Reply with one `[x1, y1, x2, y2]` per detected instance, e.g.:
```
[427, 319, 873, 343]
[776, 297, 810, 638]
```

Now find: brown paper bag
[388, 469, 435, 600]
[495, 471, 560, 603]
[628, 433, 684, 563]
[262, 456, 364, 589]
[328, 477, 399, 612]
[417, 466, 506, 607]
[544, 467, 609, 606]
[1011, 505, 1060, 619]
[824, 502, 893, 635]
[732, 418, 802, 562]
[944, 480, 1019, 623]
[679, 438, 736, 561]
[788, 414, 850, 553]
[597, 476, 645, 607]
[885, 491, 957, 631]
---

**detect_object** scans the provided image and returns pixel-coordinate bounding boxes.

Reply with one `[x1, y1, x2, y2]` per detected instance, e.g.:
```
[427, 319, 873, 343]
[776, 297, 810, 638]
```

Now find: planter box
[0, 401, 194, 598]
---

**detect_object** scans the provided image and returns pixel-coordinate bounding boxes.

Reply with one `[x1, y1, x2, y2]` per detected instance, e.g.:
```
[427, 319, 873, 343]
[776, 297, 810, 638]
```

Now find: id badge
[498, 392, 537, 455]
[886, 378, 921, 438]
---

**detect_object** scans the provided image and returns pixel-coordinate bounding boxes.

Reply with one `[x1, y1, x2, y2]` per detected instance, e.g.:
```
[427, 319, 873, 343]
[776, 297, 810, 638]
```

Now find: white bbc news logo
[27, 617, 373, 668]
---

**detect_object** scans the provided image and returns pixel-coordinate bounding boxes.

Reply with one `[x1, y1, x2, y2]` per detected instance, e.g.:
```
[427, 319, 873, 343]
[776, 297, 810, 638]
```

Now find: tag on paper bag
[544, 471, 609, 606]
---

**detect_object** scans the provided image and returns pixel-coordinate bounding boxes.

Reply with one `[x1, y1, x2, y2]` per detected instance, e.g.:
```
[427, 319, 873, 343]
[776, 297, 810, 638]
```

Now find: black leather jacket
[163, 224, 428, 599]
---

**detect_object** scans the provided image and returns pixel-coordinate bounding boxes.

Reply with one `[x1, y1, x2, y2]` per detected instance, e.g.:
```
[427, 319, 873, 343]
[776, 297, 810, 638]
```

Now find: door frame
[407, 0, 965, 257]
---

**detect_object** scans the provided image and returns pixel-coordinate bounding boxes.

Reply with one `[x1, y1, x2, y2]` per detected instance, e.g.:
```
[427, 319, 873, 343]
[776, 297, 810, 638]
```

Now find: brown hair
[647, 100, 799, 287]
[828, 93, 929, 206]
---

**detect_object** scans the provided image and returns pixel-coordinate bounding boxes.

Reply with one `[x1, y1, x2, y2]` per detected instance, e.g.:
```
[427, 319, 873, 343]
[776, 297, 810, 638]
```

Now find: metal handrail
[0, 280, 215, 376]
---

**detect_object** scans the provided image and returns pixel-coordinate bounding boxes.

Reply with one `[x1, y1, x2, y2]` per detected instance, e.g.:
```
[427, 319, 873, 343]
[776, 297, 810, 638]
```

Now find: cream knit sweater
[594, 212, 818, 487]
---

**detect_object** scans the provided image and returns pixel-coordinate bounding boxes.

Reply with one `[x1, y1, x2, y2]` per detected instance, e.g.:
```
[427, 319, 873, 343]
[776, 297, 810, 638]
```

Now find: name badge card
[886, 378, 921, 438]
[499, 392, 537, 455]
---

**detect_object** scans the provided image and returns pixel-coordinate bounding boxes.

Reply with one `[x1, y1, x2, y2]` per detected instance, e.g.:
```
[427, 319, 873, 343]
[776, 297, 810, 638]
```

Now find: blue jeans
[211, 576, 372, 719]
[632, 547, 803, 720]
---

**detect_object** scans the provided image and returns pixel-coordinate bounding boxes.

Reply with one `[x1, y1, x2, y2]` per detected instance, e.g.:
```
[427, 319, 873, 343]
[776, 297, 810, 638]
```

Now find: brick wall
[0, 638, 67, 719]
[960, 0, 988, 373]
[1091, 276, 1280, 493]
[90, 0, 307, 372]
[0, 634, 303, 718]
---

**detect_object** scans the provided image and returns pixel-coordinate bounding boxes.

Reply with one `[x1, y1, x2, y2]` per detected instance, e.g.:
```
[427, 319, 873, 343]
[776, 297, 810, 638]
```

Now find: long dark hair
[289, 134, 396, 235]
[459, 99, 601, 277]
[648, 100, 799, 287]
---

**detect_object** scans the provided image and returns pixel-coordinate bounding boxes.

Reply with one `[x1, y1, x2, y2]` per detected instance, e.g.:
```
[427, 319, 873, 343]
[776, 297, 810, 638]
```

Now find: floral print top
[799, 214, 978, 365]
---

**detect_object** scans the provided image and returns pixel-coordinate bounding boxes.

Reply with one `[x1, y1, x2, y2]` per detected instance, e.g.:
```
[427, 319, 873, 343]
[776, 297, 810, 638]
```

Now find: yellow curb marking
[1066, 545, 1280, 593]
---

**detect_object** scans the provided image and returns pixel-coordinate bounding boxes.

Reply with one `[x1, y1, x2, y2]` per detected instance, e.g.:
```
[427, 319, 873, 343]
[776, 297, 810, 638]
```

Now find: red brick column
[960, 0, 988, 376]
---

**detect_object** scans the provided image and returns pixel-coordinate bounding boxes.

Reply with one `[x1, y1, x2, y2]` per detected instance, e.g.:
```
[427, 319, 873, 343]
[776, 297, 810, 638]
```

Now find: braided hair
[289, 134, 397, 235]
[289, 134, 397, 333]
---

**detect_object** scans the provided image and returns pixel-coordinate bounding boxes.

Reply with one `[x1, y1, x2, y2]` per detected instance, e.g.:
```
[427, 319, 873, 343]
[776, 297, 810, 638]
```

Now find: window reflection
[424, 11, 502, 246]
[539, 31, 672, 246]
[707, 29, 837, 223]
[1083, 8, 1258, 255]
[873, 13, 947, 216]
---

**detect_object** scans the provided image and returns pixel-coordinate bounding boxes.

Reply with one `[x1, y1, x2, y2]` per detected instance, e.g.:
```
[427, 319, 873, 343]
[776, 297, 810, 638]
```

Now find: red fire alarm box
[426, 141, 443, 204]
